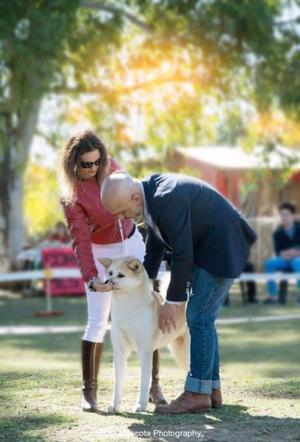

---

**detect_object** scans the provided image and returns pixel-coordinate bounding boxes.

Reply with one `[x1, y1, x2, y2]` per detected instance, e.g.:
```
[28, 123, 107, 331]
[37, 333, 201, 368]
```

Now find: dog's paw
[107, 404, 120, 414]
[134, 403, 148, 413]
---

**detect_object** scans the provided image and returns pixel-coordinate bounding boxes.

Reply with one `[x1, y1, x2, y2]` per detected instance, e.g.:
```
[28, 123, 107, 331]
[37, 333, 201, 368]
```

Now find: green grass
[0, 288, 299, 441]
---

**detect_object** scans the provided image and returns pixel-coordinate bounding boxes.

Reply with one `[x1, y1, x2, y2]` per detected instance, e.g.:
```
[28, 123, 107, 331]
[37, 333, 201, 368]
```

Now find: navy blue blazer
[142, 173, 257, 302]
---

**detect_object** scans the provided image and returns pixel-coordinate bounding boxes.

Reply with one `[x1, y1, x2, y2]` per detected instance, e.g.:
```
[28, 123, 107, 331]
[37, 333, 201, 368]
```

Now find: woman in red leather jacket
[60, 130, 166, 412]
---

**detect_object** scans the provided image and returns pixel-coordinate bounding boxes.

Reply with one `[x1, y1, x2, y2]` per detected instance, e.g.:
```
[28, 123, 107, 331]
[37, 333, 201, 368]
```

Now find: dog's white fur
[100, 256, 189, 413]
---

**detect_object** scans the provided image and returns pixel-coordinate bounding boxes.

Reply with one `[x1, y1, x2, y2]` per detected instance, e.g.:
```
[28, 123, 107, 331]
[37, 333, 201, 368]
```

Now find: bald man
[101, 172, 257, 414]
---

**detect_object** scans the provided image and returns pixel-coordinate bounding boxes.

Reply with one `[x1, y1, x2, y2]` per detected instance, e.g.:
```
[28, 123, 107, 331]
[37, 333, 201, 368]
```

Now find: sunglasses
[80, 158, 102, 169]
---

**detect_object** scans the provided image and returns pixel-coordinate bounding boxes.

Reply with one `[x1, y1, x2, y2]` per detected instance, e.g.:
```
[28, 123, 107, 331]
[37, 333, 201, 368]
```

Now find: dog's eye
[109, 271, 113, 276]
[118, 273, 125, 278]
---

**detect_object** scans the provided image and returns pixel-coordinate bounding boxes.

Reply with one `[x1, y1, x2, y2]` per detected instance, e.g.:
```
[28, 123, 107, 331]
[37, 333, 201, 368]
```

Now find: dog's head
[99, 256, 146, 292]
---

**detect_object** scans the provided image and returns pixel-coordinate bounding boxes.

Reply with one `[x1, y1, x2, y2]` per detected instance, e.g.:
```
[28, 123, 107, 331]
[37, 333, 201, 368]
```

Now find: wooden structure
[171, 145, 300, 217]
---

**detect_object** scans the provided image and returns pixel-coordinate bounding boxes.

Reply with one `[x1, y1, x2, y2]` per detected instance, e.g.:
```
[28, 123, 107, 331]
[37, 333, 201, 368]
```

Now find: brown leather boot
[155, 391, 212, 414]
[211, 388, 223, 408]
[149, 349, 168, 405]
[81, 340, 103, 412]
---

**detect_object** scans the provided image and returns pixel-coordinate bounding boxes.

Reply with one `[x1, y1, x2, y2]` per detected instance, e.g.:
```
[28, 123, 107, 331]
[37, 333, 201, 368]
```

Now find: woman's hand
[93, 280, 113, 292]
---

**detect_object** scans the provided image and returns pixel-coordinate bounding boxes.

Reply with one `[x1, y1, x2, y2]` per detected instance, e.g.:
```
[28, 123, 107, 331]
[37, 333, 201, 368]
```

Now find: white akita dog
[100, 256, 189, 413]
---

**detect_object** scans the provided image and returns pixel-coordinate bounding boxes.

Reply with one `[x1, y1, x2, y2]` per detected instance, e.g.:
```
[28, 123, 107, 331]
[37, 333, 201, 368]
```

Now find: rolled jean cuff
[184, 375, 212, 394]
[212, 380, 221, 389]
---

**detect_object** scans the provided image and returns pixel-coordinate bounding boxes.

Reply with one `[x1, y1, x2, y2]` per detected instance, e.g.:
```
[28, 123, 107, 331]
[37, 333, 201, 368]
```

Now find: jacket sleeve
[62, 201, 98, 283]
[157, 198, 193, 302]
[143, 227, 167, 279]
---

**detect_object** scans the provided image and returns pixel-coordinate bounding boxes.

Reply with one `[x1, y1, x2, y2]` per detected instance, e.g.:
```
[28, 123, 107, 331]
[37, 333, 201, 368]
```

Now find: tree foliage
[24, 161, 63, 237]
[62, 1, 300, 175]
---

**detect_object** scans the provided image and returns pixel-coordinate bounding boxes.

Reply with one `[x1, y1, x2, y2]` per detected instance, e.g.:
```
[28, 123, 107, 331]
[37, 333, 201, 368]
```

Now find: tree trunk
[0, 120, 12, 271]
[0, 98, 41, 270]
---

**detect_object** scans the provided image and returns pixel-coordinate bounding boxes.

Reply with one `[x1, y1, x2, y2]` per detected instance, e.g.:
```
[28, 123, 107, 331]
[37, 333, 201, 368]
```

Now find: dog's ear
[99, 258, 112, 268]
[127, 259, 143, 273]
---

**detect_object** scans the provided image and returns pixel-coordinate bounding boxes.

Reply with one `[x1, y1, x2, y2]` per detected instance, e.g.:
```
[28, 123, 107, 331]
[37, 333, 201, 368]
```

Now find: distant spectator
[15, 222, 70, 272]
[263, 202, 300, 305]
[47, 221, 70, 244]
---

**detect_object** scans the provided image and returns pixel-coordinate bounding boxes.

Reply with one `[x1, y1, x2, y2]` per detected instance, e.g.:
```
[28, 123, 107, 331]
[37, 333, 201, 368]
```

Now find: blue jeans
[264, 256, 300, 297]
[184, 266, 234, 394]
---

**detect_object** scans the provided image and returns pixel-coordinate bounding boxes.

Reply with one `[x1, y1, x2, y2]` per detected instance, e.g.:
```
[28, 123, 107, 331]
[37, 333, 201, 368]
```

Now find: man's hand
[288, 248, 300, 258]
[158, 303, 180, 334]
[280, 249, 299, 259]
[280, 250, 291, 259]
[93, 280, 113, 292]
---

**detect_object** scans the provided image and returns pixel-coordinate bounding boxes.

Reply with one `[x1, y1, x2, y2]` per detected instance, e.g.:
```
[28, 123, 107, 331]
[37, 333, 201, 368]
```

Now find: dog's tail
[168, 333, 190, 371]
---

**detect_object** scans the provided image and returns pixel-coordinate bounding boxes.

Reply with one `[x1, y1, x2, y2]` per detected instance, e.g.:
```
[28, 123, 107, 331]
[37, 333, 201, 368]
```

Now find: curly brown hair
[60, 130, 109, 204]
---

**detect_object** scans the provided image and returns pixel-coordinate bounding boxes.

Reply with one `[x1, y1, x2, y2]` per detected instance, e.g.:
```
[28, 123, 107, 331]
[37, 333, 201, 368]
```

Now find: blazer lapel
[142, 179, 171, 248]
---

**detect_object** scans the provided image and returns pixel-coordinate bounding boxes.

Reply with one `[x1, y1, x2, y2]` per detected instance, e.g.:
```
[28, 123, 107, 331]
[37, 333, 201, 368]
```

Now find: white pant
[83, 229, 146, 343]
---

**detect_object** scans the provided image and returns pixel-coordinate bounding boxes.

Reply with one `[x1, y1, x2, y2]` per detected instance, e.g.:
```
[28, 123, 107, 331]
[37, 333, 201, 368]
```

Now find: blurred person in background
[60, 130, 167, 412]
[263, 202, 300, 305]
[47, 221, 70, 244]
[15, 222, 70, 272]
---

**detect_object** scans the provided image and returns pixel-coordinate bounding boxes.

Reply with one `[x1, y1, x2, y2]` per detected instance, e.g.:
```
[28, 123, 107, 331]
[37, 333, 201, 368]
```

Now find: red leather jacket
[62, 158, 133, 282]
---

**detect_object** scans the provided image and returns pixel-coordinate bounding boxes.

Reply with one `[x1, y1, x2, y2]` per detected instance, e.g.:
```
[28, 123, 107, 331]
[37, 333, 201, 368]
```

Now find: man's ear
[127, 259, 143, 273]
[99, 258, 112, 268]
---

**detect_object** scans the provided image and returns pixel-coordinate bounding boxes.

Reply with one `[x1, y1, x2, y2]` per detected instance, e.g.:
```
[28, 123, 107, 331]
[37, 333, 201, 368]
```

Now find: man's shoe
[211, 389, 222, 408]
[155, 391, 211, 414]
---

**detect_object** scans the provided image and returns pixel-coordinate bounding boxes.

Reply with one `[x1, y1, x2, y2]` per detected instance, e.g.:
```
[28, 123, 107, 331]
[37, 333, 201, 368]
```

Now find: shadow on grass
[124, 405, 300, 441]
[0, 413, 74, 442]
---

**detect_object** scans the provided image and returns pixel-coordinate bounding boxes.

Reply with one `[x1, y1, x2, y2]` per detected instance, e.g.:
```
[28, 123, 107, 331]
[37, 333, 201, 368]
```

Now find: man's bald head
[101, 172, 135, 207]
[101, 171, 144, 219]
